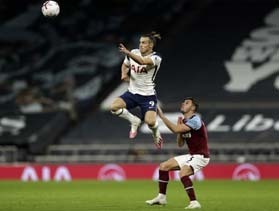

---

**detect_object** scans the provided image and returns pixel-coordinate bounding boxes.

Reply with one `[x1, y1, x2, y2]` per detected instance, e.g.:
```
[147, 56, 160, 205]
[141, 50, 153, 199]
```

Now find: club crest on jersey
[131, 64, 148, 74]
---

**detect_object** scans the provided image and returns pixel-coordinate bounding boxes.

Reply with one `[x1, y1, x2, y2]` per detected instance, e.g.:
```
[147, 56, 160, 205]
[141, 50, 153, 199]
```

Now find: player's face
[180, 99, 194, 114]
[139, 37, 153, 55]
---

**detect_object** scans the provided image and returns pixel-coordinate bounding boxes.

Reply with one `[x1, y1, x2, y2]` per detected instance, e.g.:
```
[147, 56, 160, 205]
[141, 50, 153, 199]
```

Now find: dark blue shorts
[120, 91, 157, 118]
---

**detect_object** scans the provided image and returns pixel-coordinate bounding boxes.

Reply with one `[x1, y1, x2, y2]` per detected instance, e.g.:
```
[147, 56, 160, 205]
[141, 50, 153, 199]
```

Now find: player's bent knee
[110, 102, 124, 112]
[110, 103, 118, 112]
[146, 119, 156, 127]
[111, 98, 126, 111]
[159, 162, 170, 171]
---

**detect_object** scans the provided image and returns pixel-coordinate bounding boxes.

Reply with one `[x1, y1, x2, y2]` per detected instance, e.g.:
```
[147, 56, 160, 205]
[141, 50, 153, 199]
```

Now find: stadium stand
[1, 0, 278, 163]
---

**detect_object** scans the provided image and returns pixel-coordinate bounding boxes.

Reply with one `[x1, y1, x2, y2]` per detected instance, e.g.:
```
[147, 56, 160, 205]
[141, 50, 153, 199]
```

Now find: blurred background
[0, 0, 278, 180]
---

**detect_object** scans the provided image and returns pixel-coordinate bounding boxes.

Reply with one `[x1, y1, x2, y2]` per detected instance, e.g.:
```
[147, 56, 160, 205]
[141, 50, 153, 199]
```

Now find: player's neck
[184, 112, 195, 119]
[141, 50, 153, 57]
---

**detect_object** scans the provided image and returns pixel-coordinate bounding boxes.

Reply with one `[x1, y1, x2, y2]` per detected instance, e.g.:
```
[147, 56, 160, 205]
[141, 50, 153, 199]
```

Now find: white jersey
[124, 49, 162, 96]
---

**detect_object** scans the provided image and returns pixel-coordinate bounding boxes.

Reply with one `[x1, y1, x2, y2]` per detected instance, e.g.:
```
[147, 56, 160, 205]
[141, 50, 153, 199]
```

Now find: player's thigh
[160, 158, 180, 171]
[110, 97, 126, 110]
[144, 110, 157, 125]
[139, 95, 157, 125]
[175, 154, 210, 174]
[174, 154, 195, 176]
[189, 155, 210, 173]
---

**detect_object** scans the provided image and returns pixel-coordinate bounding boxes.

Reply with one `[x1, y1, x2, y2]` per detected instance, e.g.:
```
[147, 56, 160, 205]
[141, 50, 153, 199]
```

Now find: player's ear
[191, 105, 195, 112]
[149, 41, 154, 48]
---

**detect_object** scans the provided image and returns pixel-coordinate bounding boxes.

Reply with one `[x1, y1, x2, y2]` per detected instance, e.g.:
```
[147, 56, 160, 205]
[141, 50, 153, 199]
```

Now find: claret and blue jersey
[182, 114, 210, 158]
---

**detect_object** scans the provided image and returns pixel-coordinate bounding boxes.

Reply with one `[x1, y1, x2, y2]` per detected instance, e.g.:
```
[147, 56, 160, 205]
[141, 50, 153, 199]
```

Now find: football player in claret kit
[146, 97, 210, 209]
[110, 32, 163, 149]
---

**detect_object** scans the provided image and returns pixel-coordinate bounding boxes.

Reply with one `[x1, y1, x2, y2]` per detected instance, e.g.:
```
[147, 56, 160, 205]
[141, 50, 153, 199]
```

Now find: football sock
[111, 108, 124, 116]
[158, 170, 169, 194]
[149, 120, 160, 137]
[181, 176, 196, 201]
[111, 108, 137, 123]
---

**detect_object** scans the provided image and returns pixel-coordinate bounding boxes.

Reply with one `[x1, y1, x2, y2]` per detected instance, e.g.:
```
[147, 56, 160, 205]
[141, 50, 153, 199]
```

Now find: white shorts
[174, 154, 210, 173]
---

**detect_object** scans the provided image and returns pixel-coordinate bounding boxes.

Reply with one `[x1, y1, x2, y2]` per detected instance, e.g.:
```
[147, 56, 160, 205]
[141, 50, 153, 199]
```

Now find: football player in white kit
[110, 32, 163, 149]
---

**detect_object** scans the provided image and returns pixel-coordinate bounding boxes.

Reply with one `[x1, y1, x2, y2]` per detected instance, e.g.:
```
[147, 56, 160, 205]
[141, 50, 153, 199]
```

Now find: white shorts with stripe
[174, 154, 210, 173]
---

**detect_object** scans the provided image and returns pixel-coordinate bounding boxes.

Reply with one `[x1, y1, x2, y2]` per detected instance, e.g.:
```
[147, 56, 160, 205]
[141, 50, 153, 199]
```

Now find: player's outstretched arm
[176, 133, 185, 147]
[157, 106, 190, 134]
[176, 117, 185, 147]
[119, 43, 153, 65]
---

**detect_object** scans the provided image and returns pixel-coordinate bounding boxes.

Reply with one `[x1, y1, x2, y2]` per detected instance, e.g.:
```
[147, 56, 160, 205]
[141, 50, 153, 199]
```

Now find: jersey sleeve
[150, 54, 162, 66]
[124, 49, 137, 66]
[184, 115, 202, 130]
[123, 55, 130, 66]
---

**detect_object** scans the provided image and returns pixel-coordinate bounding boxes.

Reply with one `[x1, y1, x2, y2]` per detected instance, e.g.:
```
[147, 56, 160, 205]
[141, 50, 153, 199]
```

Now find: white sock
[111, 108, 137, 123]
[149, 120, 160, 137]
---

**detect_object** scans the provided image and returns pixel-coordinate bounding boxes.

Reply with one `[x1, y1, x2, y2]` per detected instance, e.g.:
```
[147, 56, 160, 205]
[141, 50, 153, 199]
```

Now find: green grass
[0, 180, 279, 211]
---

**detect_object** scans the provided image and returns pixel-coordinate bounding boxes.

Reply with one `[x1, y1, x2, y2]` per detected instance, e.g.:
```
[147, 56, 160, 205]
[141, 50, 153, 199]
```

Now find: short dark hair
[186, 97, 199, 112]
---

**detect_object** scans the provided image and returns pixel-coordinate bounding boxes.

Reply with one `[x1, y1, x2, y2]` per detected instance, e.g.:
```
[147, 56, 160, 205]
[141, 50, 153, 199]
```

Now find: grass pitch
[0, 180, 278, 211]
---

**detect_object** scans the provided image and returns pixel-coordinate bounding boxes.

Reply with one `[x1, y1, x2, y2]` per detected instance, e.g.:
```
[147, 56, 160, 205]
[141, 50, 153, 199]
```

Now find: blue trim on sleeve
[184, 115, 202, 130]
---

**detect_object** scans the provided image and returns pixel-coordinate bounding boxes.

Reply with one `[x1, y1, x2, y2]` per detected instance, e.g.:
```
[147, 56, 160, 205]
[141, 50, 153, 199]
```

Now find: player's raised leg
[111, 97, 141, 138]
[145, 110, 163, 149]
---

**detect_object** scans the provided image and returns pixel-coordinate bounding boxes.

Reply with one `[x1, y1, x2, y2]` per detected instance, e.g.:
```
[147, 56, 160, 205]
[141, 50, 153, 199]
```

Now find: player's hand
[119, 43, 129, 54]
[177, 116, 183, 125]
[177, 133, 185, 147]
